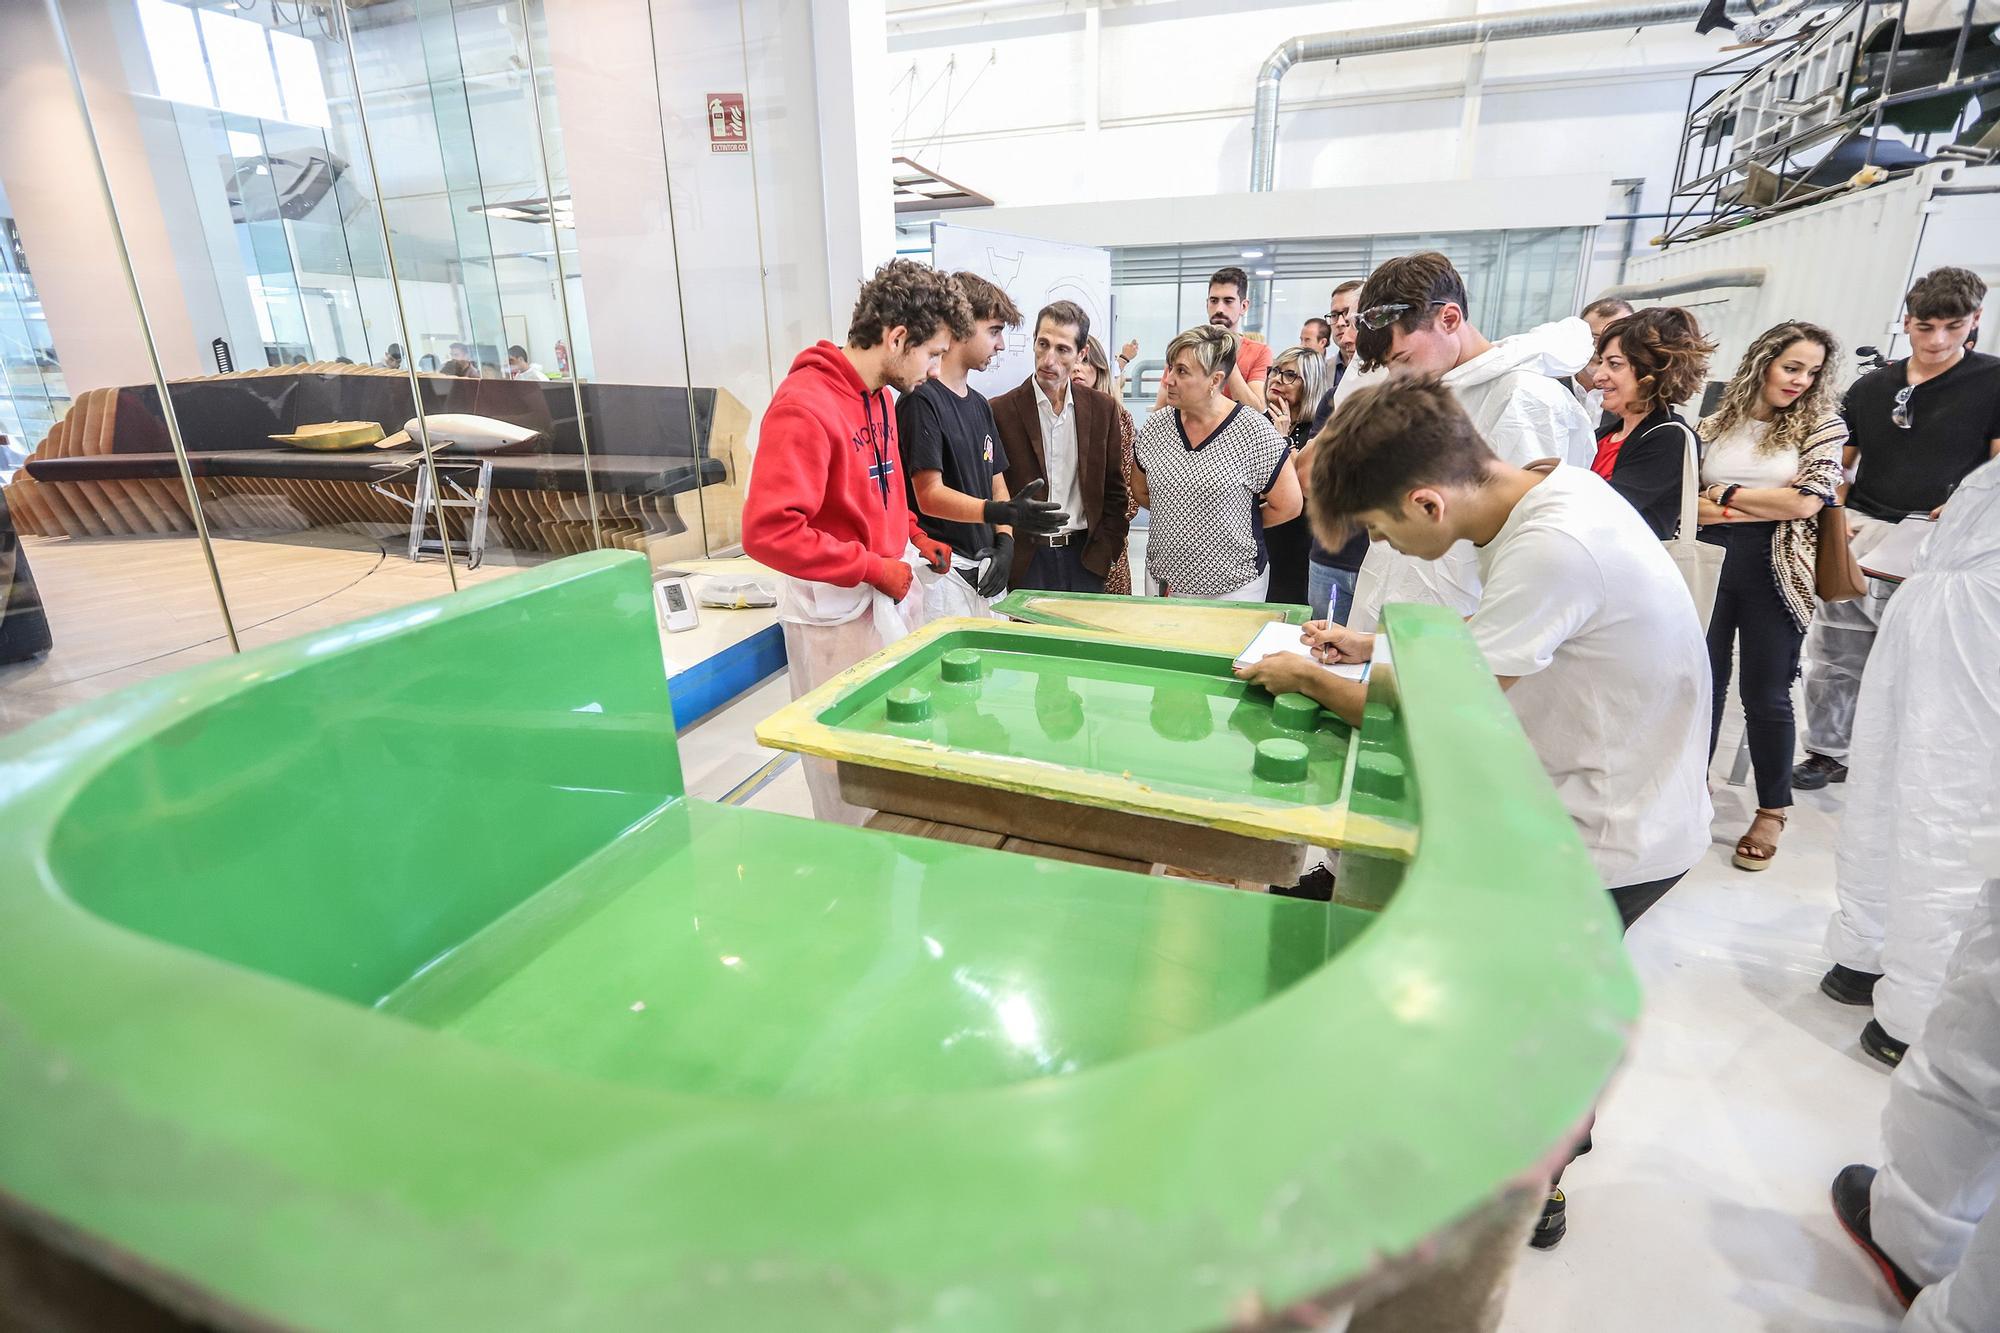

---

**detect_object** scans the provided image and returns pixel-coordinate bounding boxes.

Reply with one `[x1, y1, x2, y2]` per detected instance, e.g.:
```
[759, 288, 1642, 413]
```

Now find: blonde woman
[1132, 326, 1303, 600]
[1261, 345, 1327, 605]
[1697, 321, 1848, 870]
[1073, 335, 1139, 594]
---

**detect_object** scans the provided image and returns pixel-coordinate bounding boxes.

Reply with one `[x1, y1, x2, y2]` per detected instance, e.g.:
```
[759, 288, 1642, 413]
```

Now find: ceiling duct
[1250, 0, 1817, 191]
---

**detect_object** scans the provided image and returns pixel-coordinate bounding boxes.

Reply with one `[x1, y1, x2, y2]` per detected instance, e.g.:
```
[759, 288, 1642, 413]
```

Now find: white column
[540, 0, 690, 387]
[810, 0, 894, 332]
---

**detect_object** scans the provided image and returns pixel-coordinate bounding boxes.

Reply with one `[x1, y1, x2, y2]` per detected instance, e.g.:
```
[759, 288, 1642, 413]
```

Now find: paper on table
[1233, 619, 1367, 681]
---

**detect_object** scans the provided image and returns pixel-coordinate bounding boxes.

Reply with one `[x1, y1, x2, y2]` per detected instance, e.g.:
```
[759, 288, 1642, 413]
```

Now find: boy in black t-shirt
[1797, 266, 2000, 790]
[898, 272, 1067, 611]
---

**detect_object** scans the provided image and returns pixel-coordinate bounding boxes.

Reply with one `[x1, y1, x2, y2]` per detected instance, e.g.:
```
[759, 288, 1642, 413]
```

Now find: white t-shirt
[1470, 463, 1713, 888]
[1700, 417, 1796, 488]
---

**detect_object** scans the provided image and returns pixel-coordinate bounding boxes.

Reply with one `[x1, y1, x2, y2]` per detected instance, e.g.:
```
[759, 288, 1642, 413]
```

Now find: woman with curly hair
[1591, 306, 1715, 538]
[1072, 335, 1139, 593]
[1697, 321, 1847, 870]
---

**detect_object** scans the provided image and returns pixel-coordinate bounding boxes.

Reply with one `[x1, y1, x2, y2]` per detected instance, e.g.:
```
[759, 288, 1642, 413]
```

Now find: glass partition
[0, 0, 240, 735]
[0, 0, 824, 737]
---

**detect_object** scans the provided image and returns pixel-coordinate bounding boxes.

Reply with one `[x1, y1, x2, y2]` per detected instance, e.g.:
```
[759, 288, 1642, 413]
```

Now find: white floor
[678, 680, 1908, 1331]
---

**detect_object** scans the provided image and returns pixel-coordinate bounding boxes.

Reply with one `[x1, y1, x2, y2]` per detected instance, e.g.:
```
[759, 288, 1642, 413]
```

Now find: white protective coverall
[1348, 317, 1598, 631]
[778, 550, 927, 826]
[1826, 453, 2000, 1042]
[1875, 860, 2000, 1333]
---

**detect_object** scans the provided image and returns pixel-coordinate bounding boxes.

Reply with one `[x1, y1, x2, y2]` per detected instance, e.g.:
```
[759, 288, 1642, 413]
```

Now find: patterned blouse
[1696, 411, 1849, 632]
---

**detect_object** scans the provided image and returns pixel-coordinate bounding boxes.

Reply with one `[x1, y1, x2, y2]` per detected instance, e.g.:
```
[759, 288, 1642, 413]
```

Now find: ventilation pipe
[1250, 0, 1784, 191]
[1601, 266, 1767, 301]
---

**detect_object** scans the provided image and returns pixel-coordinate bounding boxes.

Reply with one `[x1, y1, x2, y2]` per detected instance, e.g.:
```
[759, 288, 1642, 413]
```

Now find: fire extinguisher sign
[706, 93, 748, 153]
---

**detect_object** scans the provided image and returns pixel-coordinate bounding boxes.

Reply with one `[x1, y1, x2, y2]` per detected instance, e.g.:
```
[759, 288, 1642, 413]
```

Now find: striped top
[1134, 404, 1293, 598]
[1695, 411, 1849, 632]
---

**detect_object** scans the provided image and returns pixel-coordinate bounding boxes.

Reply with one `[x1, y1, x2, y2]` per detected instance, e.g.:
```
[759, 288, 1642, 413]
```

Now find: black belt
[1043, 529, 1088, 548]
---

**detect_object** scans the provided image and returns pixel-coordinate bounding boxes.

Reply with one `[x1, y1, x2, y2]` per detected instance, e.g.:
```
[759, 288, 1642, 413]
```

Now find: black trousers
[1020, 539, 1105, 594]
[1703, 523, 1806, 809]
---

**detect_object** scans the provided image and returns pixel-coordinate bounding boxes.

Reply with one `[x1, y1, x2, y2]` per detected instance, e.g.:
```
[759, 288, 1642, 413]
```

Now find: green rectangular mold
[759, 617, 1393, 855]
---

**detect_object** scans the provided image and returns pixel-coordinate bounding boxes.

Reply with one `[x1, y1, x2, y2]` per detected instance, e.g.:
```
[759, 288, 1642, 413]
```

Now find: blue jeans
[1309, 561, 1356, 624]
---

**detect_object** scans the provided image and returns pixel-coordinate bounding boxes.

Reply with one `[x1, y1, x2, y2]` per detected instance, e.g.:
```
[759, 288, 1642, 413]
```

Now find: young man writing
[742, 258, 966, 824]
[1342, 251, 1598, 629]
[1241, 374, 1712, 918]
[1795, 266, 2000, 791]
[1238, 374, 1712, 1245]
[899, 273, 1068, 615]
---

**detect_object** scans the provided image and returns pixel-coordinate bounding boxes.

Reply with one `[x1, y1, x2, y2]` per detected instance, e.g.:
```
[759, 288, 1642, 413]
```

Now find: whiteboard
[931, 222, 1112, 399]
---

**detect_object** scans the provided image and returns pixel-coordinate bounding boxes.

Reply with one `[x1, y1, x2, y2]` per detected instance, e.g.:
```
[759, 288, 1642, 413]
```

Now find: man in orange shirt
[1155, 266, 1271, 412]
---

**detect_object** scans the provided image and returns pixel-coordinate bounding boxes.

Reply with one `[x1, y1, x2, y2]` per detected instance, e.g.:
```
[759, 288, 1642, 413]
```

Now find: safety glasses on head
[1358, 299, 1449, 331]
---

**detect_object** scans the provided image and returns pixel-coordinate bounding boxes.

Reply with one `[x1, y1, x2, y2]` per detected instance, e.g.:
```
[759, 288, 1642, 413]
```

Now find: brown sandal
[1732, 808, 1788, 872]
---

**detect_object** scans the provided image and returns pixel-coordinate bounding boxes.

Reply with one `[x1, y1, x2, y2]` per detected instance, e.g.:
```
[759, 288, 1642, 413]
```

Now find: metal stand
[371, 459, 492, 569]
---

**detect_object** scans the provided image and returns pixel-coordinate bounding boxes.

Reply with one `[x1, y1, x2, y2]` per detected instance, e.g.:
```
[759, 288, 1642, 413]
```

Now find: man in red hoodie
[743, 258, 969, 823]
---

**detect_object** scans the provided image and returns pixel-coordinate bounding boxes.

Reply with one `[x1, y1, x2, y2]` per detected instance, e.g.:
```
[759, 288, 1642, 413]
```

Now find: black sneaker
[1821, 964, 1883, 1006]
[1860, 1019, 1909, 1069]
[1528, 1187, 1566, 1250]
[1830, 1165, 1923, 1307]
[1273, 862, 1335, 900]
[1792, 753, 1849, 790]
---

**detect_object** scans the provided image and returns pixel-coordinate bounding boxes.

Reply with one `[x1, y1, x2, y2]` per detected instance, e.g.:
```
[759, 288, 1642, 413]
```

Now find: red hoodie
[743, 342, 921, 588]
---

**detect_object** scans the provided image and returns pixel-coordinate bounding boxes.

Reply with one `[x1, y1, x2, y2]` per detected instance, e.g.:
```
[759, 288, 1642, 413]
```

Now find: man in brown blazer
[990, 301, 1130, 592]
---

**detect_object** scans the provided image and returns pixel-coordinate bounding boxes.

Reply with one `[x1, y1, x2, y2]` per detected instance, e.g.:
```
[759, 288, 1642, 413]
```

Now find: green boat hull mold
[0, 551, 1637, 1330]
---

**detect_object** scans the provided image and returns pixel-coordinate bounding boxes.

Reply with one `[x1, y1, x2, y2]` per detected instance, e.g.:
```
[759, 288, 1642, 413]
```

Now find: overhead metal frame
[1660, 0, 2000, 244]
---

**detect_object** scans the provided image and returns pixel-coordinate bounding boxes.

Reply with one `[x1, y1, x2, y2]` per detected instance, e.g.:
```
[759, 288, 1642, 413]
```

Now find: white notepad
[1233, 620, 1367, 681]
[1858, 516, 1935, 584]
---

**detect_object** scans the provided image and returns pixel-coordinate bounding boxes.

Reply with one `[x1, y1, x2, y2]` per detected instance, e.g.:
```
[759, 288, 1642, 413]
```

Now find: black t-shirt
[1843, 352, 2000, 520]
[1603, 406, 1689, 540]
[896, 378, 1010, 558]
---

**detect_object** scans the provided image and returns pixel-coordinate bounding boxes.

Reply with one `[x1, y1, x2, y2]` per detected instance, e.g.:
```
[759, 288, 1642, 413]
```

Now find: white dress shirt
[1034, 378, 1086, 535]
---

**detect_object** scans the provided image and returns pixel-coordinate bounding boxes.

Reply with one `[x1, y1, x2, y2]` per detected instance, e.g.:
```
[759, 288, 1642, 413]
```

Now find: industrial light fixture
[1254, 268, 1275, 277]
[1240, 248, 1266, 259]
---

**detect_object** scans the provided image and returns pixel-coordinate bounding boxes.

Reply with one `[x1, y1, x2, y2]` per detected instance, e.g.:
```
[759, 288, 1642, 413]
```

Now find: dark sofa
[5, 365, 748, 559]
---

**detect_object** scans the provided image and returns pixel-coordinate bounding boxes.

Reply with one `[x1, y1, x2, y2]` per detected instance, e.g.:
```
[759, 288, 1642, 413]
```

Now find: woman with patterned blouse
[1074, 335, 1139, 594]
[1697, 321, 1849, 871]
[1131, 326, 1303, 600]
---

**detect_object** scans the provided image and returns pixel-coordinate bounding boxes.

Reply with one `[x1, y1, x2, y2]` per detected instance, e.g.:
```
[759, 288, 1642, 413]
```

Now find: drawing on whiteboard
[933, 223, 1113, 399]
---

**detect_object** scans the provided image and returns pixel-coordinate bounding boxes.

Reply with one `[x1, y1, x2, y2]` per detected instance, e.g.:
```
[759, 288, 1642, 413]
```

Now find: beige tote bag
[1666, 421, 1724, 626]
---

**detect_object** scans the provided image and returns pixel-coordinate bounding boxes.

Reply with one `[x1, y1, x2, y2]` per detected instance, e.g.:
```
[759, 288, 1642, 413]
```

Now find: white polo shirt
[1035, 379, 1086, 536]
[1470, 462, 1713, 888]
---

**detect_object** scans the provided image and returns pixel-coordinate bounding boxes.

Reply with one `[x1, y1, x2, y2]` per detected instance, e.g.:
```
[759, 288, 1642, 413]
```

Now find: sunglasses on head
[1892, 385, 1915, 429]
[1358, 299, 1450, 331]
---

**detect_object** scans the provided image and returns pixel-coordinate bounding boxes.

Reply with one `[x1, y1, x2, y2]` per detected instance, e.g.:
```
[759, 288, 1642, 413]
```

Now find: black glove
[983, 479, 1069, 538]
[972, 533, 1014, 598]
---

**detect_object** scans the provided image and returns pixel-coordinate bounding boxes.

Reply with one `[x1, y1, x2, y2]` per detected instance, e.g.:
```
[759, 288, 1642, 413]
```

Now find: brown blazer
[990, 378, 1131, 586]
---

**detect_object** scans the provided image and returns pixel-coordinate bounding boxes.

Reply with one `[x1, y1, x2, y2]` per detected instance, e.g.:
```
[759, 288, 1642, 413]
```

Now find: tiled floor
[680, 684, 1911, 1331]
